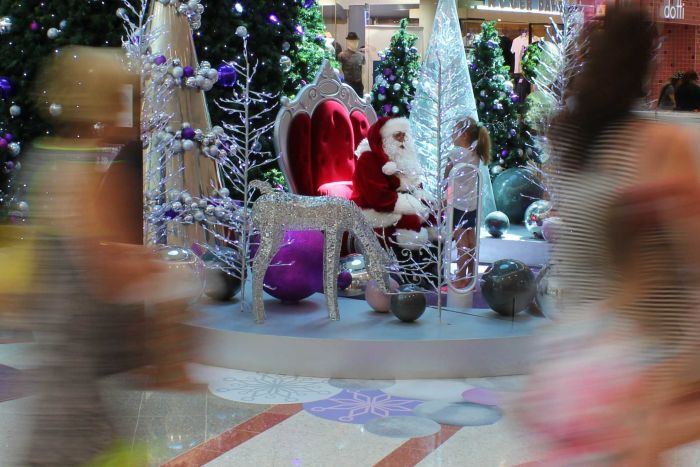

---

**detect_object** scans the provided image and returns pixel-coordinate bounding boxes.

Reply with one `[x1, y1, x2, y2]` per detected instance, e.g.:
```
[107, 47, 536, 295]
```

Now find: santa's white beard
[383, 136, 423, 190]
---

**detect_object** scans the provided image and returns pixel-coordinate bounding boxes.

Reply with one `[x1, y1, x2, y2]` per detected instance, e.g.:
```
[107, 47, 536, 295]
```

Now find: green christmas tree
[469, 21, 538, 171]
[371, 19, 421, 118]
[0, 0, 123, 218]
[284, 1, 336, 96]
[196, 0, 333, 129]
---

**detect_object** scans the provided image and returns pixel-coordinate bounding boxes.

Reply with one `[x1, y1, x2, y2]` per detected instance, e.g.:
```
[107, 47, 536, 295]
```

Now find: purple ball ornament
[383, 104, 392, 114]
[303, 0, 315, 7]
[389, 75, 396, 82]
[30, 21, 39, 31]
[0, 138, 6, 149]
[478, 101, 485, 109]
[0, 78, 11, 99]
[383, 68, 392, 77]
[511, 94, 520, 103]
[295, 24, 304, 35]
[216, 63, 237, 87]
[181, 127, 196, 140]
[154, 55, 167, 66]
[183, 65, 195, 78]
[338, 271, 353, 290]
[378, 85, 386, 95]
[4, 161, 13, 171]
[501, 149, 508, 157]
[268, 13, 280, 25]
[4, 133, 12, 142]
[262, 230, 324, 303]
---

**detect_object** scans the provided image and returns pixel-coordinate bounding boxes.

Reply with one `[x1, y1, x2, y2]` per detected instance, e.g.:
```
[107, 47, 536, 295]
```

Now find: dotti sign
[660, 0, 685, 20]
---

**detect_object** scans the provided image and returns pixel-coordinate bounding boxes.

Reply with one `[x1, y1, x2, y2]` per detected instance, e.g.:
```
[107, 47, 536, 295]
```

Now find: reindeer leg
[252, 225, 283, 324]
[323, 227, 343, 321]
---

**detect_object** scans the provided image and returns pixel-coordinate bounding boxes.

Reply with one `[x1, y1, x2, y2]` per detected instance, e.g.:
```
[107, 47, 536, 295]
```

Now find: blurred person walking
[657, 75, 679, 110]
[515, 5, 700, 465]
[675, 70, 700, 111]
[21, 47, 200, 466]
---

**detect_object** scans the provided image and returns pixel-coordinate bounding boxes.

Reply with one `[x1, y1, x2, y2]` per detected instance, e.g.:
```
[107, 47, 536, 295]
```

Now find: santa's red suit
[351, 117, 429, 249]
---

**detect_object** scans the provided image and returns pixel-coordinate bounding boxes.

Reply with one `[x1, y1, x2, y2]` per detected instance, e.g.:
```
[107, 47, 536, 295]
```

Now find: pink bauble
[541, 217, 562, 242]
[366, 278, 399, 313]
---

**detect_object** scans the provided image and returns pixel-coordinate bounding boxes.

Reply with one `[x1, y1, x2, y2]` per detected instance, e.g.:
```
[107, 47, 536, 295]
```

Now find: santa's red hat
[355, 117, 411, 160]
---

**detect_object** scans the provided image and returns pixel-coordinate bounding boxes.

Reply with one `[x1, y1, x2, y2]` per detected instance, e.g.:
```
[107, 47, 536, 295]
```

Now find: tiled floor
[2, 341, 700, 466]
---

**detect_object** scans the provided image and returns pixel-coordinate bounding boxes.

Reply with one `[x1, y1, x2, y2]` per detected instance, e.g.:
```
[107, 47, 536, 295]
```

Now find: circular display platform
[189, 290, 546, 380]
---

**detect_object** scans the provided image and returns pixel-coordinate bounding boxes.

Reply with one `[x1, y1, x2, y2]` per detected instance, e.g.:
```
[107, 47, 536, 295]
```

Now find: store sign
[661, 0, 685, 20]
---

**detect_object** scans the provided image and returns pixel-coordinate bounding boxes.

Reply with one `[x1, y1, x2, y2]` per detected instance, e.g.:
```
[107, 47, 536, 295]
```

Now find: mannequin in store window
[339, 32, 366, 97]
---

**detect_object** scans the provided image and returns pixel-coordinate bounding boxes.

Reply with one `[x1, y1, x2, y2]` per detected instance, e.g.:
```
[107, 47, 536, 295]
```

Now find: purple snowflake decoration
[304, 390, 422, 424]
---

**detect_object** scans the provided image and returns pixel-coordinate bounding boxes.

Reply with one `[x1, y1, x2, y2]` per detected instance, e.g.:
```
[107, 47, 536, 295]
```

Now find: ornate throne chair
[274, 61, 378, 199]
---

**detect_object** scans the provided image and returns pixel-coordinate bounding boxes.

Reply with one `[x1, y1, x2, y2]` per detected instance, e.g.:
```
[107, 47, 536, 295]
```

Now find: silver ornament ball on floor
[479, 259, 536, 317]
[524, 200, 553, 239]
[484, 211, 510, 238]
[390, 284, 427, 322]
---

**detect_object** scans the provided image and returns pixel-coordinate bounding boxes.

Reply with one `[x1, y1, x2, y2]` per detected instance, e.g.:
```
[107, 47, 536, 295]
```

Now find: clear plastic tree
[399, 0, 489, 316]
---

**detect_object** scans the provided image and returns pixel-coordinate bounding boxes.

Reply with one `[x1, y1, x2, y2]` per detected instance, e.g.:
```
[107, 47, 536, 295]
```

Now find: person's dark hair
[681, 70, 699, 84]
[671, 77, 680, 87]
[552, 5, 658, 169]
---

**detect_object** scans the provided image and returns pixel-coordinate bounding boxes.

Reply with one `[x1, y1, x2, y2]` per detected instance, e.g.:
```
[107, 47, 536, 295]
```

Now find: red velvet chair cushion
[311, 100, 356, 191]
[287, 113, 314, 196]
[317, 181, 354, 199]
[349, 110, 370, 150]
[285, 101, 372, 198]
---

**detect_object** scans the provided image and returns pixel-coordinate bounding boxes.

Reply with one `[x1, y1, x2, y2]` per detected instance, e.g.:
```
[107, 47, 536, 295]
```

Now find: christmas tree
[469, 21, 538, 172]
[195, 0, 333, 130]
[371, 18, 421, 118]
[0, 0, 123, 218]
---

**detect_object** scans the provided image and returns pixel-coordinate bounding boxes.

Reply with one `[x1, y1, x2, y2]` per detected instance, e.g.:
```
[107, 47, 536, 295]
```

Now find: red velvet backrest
[310, 100, 356, 190]
[287, 113, 315, 196]
[349, 110, 370, 150]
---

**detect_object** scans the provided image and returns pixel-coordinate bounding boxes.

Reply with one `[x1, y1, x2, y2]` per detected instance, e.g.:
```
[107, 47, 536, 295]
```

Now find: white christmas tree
[196, 26, 280, 312]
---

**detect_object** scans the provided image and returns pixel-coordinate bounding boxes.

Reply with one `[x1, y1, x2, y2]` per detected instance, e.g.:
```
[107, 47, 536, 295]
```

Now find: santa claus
[351, 117, 430, 249]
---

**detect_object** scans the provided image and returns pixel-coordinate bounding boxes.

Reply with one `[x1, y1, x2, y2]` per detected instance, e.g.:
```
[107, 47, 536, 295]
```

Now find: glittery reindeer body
[250, 181, 392, 323]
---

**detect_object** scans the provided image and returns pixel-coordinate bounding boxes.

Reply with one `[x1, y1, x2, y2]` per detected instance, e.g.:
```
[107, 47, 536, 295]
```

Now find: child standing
[445, 117, 491, 289]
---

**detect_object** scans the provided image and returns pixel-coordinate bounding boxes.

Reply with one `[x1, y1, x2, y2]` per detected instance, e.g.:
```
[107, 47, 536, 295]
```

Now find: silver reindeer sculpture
[250, 181, 392, 323]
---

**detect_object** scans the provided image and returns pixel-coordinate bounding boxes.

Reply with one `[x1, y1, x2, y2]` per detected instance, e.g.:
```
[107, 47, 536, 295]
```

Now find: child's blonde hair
[453, 117, 491, 165]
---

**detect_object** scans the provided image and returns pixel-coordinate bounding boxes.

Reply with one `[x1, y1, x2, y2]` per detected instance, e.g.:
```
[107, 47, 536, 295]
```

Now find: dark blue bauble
[390, 284, 427, 322]
[216, 63, 237, 88]
[0, 77, 12, 99]
[204, 263, 242, 301]
[492, 167, 545, 223]
[484, 211, 510, 238]
[480, 259, 536, 316]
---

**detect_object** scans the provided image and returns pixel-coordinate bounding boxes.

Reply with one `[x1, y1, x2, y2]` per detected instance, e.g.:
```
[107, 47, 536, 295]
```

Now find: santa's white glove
[395, 193, 429, 218]
[382, 161, 399, 176]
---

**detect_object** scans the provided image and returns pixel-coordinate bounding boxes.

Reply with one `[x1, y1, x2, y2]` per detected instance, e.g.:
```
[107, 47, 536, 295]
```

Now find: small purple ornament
[268, 13, 280, 25]
[216, 63, 237, 87]
[30, 21, 39, 31]
[300, 79, 307, 86]
[0, 78, 11, 99]
[478, 101, 485, 109]
[509, 129, 517, 137]
[378, 86, 386, 95]
[500, 149, 508, 157]
[183, 65, 195, 78]
[303, 0, 314, 7]
[511, 94, 519, 103]
[337, 271, 352, 290]
[389, 75, 396, 82]
[4, 161, 13, 170]
[4, 133, 12, 142]
[0, 138, 6, 148]
[181, 127, 196, 140]
[383, 68, 392, 77]
[295, 24, 304, 35]
[382, 104, 392, 114]
[154, 55, 167, 66]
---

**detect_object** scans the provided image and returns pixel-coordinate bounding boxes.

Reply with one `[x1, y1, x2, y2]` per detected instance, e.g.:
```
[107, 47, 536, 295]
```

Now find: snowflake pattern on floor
[304, 389, 423, 424]
[209, 369, 342, 404]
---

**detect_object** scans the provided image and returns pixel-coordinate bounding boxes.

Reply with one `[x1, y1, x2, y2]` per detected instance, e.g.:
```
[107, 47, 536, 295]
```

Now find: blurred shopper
[657, 75, 679, 110]
[339, 32, 365, 96]
[675, 70, 700, 111]
[516, 5, 700, 464]
[22, 47, 199, 466]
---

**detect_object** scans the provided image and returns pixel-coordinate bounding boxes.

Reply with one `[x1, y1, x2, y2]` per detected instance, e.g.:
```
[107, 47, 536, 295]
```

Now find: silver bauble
[279, 55, 292, 73]
[0, 16, 13, 34]
[235, 26, 248, 37]
[9, 105, 21, 117]
[8, 142, 20, 157]
[47, 28, 60, 39]
[49, 103, 63, 117]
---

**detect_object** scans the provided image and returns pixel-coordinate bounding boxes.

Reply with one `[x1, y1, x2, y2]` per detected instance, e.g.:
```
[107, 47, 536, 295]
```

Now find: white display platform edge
[480, 225, 549, 267]
[189, 292, 546, 380]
